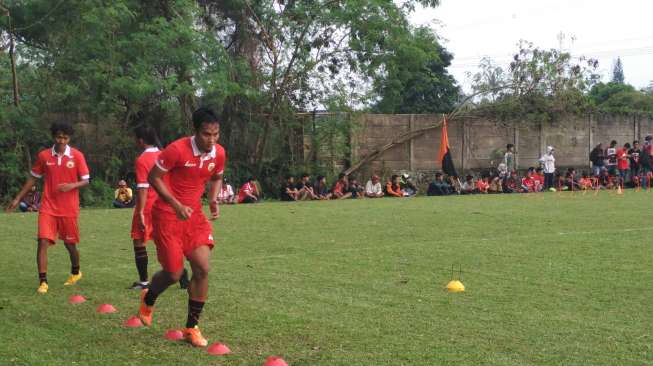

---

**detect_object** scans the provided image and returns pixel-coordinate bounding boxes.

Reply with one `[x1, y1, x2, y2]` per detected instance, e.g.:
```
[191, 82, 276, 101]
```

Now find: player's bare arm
[148, 164, 193, 220]
[57, 179, 89, 193]
[135, 186, 148, 230]
[208, 173, 222, 220]
[6, 175, 38, 212]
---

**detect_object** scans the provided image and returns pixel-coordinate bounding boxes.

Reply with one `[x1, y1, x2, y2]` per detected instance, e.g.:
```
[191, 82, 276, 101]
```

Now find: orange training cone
[96, 304, 117, 314]
[123, 316, 143, 328]
[164, 329, 184, 341]
[262, 356, 289, 366]
[207, 342, 232, 355]
[68, 294, 86, 304]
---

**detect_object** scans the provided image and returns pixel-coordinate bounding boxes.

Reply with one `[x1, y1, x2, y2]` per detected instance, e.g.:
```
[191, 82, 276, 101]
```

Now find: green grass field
[1, 191, 652, 365]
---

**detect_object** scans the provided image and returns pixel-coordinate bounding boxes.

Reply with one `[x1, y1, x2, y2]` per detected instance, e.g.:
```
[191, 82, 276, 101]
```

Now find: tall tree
[612, 57, 625, 84]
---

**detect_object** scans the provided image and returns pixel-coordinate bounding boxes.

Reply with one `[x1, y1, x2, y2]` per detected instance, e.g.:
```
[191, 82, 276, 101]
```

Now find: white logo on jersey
[207, 162, 215, 171]
[208, 234, 213, 241]
[184, 161, 197, 167]
[66, 160, 75, 169]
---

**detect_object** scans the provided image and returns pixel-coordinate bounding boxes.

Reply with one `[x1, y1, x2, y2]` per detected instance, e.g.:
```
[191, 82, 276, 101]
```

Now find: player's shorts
[38, 213, 79, 244]
[152, 210, 214, 273]
[130, 210, 153, 242]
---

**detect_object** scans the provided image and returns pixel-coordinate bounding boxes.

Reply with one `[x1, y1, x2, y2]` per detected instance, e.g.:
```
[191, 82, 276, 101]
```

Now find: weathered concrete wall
[352, 113, 653, 177]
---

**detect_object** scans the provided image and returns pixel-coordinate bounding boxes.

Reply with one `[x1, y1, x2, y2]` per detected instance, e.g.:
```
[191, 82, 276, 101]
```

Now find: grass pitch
[1, 191, 652, 365]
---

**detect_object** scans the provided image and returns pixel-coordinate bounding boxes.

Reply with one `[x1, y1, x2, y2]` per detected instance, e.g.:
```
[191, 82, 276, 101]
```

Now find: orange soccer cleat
[183, 326, 208, 347]
[137, 289, 154, 326]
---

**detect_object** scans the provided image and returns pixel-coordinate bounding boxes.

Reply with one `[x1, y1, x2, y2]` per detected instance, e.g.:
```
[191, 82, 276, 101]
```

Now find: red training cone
[96, 304, 117, 314]
[164, 329, 184, 341]
[68, 294, 86, 304]
[262, 356, 289, 366]
[123, 316, 143, 328]
[207, 342, 231, 355]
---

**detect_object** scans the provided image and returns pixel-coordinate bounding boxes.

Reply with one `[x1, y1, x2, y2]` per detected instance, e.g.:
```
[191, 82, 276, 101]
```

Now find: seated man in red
[238, 177, 259, 204]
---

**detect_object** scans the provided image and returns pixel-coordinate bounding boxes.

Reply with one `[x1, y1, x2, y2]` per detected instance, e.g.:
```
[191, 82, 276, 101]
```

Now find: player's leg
[183, 245, 211, 347]
[62, 217, 82, 285]
[36, 239, 50, 293]
[131, 239, 149, 289]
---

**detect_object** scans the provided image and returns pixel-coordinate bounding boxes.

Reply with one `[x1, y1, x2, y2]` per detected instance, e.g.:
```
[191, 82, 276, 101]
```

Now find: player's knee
[166, 269, 185, 282]
[193, 264, 210, 279]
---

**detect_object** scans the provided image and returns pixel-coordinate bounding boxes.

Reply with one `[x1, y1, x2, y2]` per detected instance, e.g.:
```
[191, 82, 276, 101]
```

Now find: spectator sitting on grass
[280, 175, 299, 201]
[521, 170, 536, 193]
[427, 172, 452, 196]
[476, 175, 490, 194]
[238, 177, 259, 203]
[533, 167, 545, 192]
[348, 177, 364, 199]
[489, 174, 503, 194]
[332, 173, 352, 199]
[313, 175, 332, 200]
[19, 185, 41, 212]
[113, 180, 135, 208]
[564, 168, 580, 191]
[217, 180, 235, 204]
[598, 168, 614, 189]
[385, 175, 403, 197]
[400, 173, 418, 197]
[296, 173, 317, 201]
[365, 175, 384, 198]
[579, 173, 593, 190]
[447, 176, 462, 194]
[461, 175, 476, 194]
[503, 171, 521, 193]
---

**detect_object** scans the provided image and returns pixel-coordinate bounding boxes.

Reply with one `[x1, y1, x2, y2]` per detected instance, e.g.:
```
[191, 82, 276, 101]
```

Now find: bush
[81, 179, 114, 208]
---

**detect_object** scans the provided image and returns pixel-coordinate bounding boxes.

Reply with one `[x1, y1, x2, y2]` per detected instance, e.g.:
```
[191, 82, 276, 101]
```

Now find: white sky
[408, 0, 653, 93]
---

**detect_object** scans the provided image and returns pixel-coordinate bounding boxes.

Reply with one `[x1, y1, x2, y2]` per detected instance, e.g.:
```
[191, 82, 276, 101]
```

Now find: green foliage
[80, 179, 114, 208]
[588, 82, 653, 116]
[373, 26, 459, 113]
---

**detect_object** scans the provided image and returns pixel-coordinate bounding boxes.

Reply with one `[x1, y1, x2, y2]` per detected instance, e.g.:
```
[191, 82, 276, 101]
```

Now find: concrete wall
[352, 113, 653, 177]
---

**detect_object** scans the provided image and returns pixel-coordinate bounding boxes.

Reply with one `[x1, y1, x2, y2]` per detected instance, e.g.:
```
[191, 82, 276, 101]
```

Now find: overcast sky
[407, 0, 652, 93]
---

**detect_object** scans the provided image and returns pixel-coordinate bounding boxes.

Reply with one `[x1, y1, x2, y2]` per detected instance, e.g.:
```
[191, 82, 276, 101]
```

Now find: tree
[372, 26, 459, 114]
[611, 57, 625, 84]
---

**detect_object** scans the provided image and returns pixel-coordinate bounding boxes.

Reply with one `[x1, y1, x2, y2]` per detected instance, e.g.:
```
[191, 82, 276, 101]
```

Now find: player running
[6, 123, 90, 294]
[128, 125, 189, 290]
[136, 108, 226, 347]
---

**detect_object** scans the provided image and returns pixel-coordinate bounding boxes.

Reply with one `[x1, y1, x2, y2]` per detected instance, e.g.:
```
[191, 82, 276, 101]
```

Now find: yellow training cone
[446, 280, 465, 293]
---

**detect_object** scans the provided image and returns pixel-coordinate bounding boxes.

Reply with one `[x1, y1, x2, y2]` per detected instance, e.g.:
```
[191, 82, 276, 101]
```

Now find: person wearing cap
[399, 173, 418, 197]
[113, 180, 135, 208]
[365, 175, 384, 198]
[538, 146, 556, 190]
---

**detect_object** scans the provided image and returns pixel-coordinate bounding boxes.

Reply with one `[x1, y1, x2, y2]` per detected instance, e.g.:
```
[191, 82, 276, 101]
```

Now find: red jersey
[475, 180, 489, 192]
[153, 136, 226, 215]
[521, 176, 535, 192]
[30, 145, 90, 217]
[616, 148, 629, 170]
[238, 182, 256, 203]
[533, 174, 544, 187]
[134, 147, 161, 213]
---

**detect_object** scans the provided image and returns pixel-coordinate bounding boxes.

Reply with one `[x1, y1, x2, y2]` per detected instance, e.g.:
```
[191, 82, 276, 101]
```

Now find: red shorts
[38, 213, 79, 244]
[152, 210, 214, 272]
[130, 210, 153, 242]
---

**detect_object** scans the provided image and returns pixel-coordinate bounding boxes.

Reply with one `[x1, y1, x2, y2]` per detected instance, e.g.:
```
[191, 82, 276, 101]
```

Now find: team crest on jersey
[207, 162, 215, 172]
[66, 160, 75, 169]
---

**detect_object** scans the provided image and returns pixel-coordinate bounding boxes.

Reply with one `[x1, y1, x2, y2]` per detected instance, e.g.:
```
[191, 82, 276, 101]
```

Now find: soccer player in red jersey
[6, 123, 90, 294]
[136, 108, 226, 347]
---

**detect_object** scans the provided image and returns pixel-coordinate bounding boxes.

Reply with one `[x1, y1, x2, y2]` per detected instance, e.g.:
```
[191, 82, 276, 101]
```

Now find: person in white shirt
[217, 181, 235, 204]
[538, 146, 556, 189]
[364, 175, 384, 198]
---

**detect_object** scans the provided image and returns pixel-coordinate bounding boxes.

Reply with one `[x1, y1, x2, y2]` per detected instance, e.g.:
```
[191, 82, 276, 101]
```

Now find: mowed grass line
[0, 191, 652, 365]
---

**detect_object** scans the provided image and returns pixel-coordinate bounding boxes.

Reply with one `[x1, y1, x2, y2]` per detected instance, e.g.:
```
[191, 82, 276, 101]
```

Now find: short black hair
[633, 140, 639, 144]
[301, 173, 310, 178]
[134, 124, 159, 146]
[435, 172, 442, 177]
[316, 175, 325, 181]
[610, 140, 617, 145]
[50, 122, 74, 137]
[507, 143, 514, 149]
[624, 142, 631, 148]
[192, 107, 219, 130]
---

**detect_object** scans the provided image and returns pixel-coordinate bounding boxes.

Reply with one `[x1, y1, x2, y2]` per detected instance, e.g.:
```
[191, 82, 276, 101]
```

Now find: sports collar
[190, 136, 216, 158]
[51, 145, 72, 158]
[144, 147, 159, 153]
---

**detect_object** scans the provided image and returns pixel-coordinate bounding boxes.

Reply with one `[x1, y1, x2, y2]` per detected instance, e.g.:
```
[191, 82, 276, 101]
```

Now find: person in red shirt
[521, 170, 536, 192]
[136, 108, 226, 348]
[128, 125, 190, 290]
[332, 173, 352, 199]
[616, 142, 630, 184]
[475, 176, 490, 193]
[238, 177, 259, 203]
[6, 123, 90, 294]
